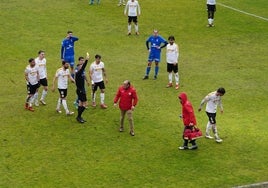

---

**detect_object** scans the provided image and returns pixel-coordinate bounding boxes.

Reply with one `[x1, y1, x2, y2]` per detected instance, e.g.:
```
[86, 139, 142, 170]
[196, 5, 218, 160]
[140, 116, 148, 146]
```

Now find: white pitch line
[218, 2, 268, 22]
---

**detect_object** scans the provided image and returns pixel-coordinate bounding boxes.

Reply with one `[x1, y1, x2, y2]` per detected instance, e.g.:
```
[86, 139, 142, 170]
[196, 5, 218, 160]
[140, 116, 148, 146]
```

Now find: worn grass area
[0, 0, 268, 187]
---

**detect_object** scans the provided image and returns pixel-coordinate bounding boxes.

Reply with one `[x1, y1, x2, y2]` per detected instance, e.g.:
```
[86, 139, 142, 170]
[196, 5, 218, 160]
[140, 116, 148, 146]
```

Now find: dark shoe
[153, 75, 157, 80]
[189, 145, 198, 150]
[76, 117, 85, 123]
[143, 75, 149, 80]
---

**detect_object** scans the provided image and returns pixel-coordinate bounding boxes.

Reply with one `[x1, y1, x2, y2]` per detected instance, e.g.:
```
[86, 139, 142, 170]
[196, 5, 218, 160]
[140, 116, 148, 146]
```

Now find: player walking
[198, 87, 226, 142]
[24, 58, 40, 112]
[52, 61, 75, 115]
[89, 54, 108, 109]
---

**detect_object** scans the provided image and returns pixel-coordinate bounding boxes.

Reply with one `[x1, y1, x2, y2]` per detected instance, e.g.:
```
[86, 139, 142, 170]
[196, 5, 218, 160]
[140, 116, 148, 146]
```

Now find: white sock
[62, 99, 69, 113]
[100, 93, 105, 104]
[135, 24, 138, 32]
[175, 73, 179, 84]
[34, 93, 38, 101]
[41, 90, 47, 101]
[29, 96, 35, 107]
[168, 73, 172, 83]
[57, 98, 62, 109]
[128, 25, 131, 33]
[92, 93, 96, 102]
[206, 122, 212, 135]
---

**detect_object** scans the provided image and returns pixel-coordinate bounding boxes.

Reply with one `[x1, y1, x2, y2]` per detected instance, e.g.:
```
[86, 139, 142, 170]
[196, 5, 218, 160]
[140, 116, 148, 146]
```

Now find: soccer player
[178, 92, 198, 150]
[61, 31, 79, 78]
[52, 61, 75, 115]
[166, 36, 179, 89]
[114, 80, 138, 136]
[124, 0, 141, 35]
[207, 0, 216, 27]
[198, 87, 226, 143]
[24, 58, 40, 112]
[118, 0, 126, 6]
[143, 29, 168, 80]
[34, 50, 48, 106]
[75, 53, 90, 123]
[89, 54, 108, 109]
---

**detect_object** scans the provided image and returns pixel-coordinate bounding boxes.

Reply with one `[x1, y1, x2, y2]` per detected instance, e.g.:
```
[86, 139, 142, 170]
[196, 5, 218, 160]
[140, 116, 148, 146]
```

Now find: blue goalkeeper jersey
[146, 35, 167, 53]
[61, 36, 79, 59]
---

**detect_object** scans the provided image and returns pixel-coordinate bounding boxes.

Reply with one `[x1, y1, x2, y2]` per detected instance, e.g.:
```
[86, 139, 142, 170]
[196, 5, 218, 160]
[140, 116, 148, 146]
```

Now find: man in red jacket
[114, 80, 138, 136]
[178, 92, 198, 150]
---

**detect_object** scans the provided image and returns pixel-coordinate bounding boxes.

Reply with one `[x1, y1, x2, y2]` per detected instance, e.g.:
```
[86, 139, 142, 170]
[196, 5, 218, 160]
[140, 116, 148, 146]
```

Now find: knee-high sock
[100, 93, 105, 104]
[146, 66, 151, 76]
[62, 99, 69, 113]
[57, 98, 62, 110]
[206, 122, 212, 136]
[155, 66, 159, 76]
[175, 72, 179, 84]
[168, 73, 172, 83]
[41, 90, 47, 100]
[77, 106, 85, 118]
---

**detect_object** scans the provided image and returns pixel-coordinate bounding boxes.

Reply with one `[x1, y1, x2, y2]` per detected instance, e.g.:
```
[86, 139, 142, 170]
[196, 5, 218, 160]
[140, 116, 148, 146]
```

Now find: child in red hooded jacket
[178, 92, 198, 150]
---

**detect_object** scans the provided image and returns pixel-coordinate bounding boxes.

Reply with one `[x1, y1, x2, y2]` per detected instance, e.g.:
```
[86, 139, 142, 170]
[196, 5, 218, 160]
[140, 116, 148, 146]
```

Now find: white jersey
[202, 91, 223, 113]
[25, 65, 39, 85]
[55, 67, 70, 89]
[207, 0, 216, 5]
[124, 0, 141, 17]
[35, 57, 47, 79]
[166, 43, 179, 64]
[90, 61, 105, 83]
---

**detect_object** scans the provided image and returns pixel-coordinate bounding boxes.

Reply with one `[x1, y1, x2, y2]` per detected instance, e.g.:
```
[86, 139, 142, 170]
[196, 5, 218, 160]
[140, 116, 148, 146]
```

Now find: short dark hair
[78, 56, 84, 61]
[168, 35, 175, 40]
[62, 61, 68, 65]
[28, 58, 34, 63]
[38, 50, 45, 55]
[217, 87, 226, 95]
[67, 31, 73, 34]
[95, 54, 101, 59]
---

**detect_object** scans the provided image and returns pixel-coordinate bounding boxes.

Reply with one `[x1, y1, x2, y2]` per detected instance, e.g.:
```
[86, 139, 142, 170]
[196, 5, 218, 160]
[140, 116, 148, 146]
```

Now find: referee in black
[75, 53, 90, 123]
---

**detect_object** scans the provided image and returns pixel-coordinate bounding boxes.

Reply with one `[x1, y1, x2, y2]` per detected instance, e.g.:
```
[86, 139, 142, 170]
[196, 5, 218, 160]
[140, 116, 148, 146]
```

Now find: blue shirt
[61, 36, 79, 59]
[146, 35, 168, 53]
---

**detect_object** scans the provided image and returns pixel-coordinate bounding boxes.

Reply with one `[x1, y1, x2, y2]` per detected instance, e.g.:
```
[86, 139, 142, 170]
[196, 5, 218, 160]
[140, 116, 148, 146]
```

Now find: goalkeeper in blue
[61, 31, 79, 78]
[143, 29, 168, 80]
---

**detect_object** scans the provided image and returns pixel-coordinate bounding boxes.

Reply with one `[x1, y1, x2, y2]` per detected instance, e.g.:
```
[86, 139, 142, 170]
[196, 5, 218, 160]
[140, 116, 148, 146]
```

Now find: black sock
[78, 106, 85, 118]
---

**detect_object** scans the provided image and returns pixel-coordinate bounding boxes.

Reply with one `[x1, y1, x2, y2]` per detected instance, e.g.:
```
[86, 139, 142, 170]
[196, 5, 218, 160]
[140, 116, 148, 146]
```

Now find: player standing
[124, 0, 141, 35]
[52, 61, 75, 115]
[143, 29, 168, 80]
[89, 54, 108, 109]
[166, 36, 179, 89]
[61, 31, 79, 78]
[34, 50, 48, 105]
[24, 58, 40, 112]
[207, 0, 216, 27]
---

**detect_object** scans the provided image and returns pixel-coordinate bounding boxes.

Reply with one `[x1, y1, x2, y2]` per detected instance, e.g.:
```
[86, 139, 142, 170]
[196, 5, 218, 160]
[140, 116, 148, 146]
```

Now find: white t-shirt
[55, 67, 70, 89]
[124, 0, 141, 17]
[35, 57, 47, 79]
[203, 91, 223, 113]
[207, 0, 216, 5]
[90, 61, 105, 83]
[166, 43, 179, 64]
[25, 65, 39, 85]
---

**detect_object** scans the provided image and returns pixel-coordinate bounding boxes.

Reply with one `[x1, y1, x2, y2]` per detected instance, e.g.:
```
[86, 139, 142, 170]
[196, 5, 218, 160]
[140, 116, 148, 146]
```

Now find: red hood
[179, 92, 188, 104]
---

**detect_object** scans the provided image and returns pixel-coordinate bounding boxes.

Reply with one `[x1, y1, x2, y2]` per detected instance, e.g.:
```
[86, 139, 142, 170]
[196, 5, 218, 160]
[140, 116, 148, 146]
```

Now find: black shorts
[27, 83, 39, 95]
[39, 78, 48, 86]
[58, 89, 67, 98]
[128, 16, 138, 23]
[206, 112, 217, 124]
[167, 63, 178, 73]
[76, 89, 87, 102]
[207, 4, 216, 12]
[92, 81, 105, 91]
